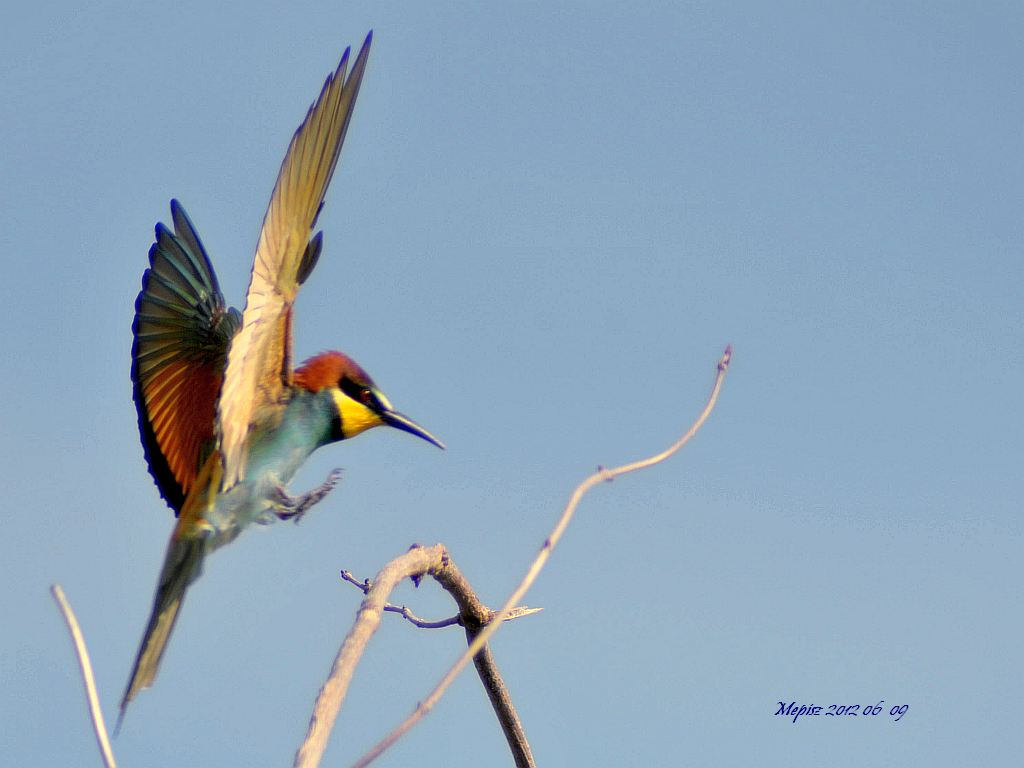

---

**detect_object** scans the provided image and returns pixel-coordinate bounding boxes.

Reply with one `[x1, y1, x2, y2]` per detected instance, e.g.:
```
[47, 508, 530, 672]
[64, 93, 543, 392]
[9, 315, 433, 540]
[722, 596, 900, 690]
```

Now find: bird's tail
[116, 533, 207, 734]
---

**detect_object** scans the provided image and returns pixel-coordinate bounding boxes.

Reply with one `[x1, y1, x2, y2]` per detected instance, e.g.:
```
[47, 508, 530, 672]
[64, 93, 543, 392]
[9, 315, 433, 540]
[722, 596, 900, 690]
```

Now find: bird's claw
[272, 468, 343, 524]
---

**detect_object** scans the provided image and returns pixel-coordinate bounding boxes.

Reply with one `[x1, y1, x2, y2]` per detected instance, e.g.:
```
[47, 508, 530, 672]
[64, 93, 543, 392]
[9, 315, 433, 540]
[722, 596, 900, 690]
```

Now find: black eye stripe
[339, 377, 364, 402]
[339, 377, 380, 410]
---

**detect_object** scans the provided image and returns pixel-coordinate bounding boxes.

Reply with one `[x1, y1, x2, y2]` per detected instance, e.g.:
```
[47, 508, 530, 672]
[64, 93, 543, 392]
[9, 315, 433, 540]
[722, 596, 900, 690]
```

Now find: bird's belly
[202, 448, 310, 549]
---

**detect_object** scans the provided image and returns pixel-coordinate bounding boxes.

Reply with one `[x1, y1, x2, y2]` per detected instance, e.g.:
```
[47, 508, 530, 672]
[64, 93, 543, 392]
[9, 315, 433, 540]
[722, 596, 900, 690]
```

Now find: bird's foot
[272, 468, 343, 524]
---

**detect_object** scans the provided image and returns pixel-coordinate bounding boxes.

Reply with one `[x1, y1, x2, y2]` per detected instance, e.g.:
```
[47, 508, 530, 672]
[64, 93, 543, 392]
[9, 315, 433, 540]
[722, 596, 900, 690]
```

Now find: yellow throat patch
[331, 389, 386, 439]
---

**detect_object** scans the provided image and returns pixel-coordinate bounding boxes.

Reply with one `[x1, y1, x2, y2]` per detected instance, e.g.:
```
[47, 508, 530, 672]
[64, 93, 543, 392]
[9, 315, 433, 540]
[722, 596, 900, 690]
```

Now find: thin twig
[50, 584, 117, 768]
[352, 345, 733, 767]
[386, 605, 461, 629]
[340, 570, 461, 628]
[340, 569, 540, 630]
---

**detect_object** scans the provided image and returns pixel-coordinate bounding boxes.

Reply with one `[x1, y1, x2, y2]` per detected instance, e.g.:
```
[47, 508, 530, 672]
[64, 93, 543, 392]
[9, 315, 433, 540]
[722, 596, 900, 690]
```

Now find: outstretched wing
[217, 32, 372, 489]
[132, 200, 241, 514]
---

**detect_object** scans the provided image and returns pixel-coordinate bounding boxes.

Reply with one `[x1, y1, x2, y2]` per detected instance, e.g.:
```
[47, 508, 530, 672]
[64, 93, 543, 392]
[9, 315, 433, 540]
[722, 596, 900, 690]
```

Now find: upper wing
[217, 32, 372, 489]
[132, 200, 241, 514]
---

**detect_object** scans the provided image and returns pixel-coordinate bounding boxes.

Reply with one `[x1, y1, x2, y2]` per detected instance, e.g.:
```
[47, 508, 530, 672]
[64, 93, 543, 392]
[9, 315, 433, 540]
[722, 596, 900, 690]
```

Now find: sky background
[2, 2, 1021, 766]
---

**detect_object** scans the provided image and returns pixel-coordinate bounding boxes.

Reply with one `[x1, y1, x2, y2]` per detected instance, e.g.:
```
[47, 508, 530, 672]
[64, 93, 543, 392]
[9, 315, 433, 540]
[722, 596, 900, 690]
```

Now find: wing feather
[218, 32, 371, 488]
[132, 201, 241, 513]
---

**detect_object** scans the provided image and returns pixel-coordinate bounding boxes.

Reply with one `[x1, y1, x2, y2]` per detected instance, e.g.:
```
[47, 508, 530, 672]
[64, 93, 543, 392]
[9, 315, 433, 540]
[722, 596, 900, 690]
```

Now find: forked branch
[296, 547, 540, 768]
[352, 345, 733, 767]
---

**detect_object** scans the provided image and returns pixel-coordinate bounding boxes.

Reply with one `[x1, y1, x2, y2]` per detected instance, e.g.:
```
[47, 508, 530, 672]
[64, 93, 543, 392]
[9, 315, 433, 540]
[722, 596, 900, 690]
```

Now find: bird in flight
[119, 31, 442, 731]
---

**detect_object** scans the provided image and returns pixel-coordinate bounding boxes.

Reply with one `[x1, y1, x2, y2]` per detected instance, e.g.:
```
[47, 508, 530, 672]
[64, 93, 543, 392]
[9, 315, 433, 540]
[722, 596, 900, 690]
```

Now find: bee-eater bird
[118, 31, 442, 730]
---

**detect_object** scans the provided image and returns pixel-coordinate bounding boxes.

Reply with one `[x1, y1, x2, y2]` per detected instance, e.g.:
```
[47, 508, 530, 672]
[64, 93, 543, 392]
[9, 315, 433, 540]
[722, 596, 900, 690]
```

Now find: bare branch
[307, 554, 542, 767]
[353, 345, 733, 767]
[429, 557, 536, 768]
[467, 642, 532, 768]
[340, 569, 461, 628]
[340, 569, 540, 630]
[50, 584, 117, 768]
[341, 562, 539, 765]
[293, 544, 447, 768]
[386, 604, 461, 629]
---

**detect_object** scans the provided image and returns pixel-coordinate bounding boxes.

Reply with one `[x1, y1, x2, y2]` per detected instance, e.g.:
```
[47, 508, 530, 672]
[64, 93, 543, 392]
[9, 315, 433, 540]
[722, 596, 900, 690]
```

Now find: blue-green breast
[205, 389, 338, 544]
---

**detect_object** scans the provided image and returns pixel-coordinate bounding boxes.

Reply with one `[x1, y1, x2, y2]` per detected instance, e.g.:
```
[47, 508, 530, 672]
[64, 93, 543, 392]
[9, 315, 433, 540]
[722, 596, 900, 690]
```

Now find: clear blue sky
[2, 2, 1021, 766]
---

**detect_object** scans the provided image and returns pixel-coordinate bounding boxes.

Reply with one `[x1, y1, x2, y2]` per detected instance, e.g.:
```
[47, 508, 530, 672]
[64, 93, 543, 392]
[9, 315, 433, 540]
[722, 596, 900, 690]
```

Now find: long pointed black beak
[380, 409, 445, 449]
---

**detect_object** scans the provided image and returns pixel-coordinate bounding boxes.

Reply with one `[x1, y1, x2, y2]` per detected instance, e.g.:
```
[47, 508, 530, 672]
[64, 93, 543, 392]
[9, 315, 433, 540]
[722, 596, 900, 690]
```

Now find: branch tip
[719, 344, 733, 371]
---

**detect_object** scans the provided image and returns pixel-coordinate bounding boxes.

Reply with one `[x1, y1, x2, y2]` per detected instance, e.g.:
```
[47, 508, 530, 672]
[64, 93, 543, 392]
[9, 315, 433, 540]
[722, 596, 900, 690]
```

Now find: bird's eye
[360, 388, 373, 406]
